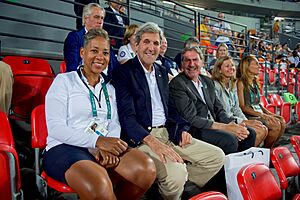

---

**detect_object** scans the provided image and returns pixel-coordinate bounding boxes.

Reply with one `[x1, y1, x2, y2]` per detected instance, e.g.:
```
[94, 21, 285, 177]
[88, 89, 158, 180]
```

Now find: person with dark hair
[103, 0, 129, 50]
[113, 22, 225, 200]
[169, 46, 256, 155]
[45, 28, 156, 200]
[64, 3, 119, 82]
[236, 56, 285, 148]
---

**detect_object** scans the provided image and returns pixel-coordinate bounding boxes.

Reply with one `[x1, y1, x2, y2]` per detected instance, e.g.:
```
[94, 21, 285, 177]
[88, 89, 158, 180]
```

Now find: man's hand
[143, 135, 183, 163]
[179, 131, 192, 148]
[96, 137, 128, 156]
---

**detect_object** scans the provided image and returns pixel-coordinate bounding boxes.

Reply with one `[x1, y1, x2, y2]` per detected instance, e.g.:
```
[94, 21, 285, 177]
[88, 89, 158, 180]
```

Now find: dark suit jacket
[63, 27, 119, 81]
[112, 57, 189, 147]
[103, 6, 128, 48]
[169, 73, 235, 129]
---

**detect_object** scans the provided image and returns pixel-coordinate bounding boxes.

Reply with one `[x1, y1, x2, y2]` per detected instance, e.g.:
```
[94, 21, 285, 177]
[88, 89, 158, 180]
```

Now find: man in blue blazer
[64, 3, 119, 81]
[112, 22, 225, 200]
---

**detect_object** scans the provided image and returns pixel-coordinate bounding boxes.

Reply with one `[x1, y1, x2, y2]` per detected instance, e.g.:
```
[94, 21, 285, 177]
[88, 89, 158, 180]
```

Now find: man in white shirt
[113, 22, 225, 200]
[212, 12, 232, 47]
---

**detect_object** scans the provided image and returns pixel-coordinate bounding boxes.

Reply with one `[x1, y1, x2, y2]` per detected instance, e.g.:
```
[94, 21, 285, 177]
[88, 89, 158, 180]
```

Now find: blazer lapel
[183, 74, 206, 105]
[132, 57, 152, 120]
[154, 64, 168, 112]
[198, 76, 214, 113]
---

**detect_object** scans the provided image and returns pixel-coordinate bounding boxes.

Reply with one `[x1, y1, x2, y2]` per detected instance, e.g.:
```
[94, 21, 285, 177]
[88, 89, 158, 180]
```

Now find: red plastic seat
[290, 135, 300, 160]
[2, 56, 54, 75]
[268, 94, 291, 124]
[260, 96, 276, 114]
[295, 102, 300, 122]
[0, 112, 23, 200]
[237, 163, 282, 200]
[258, 69, 264, 94]
[269, 69, 275, 85]
[189, 191, 228, 200]
[31, 105, 75, 194]
[59, 61, 66, 73]
[280, 71, 288, 87]
[271, 147, 300, 199]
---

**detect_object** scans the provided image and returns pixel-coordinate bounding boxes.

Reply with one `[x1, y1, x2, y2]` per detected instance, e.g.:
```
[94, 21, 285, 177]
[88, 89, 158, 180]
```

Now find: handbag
[224, 147, 270, 200]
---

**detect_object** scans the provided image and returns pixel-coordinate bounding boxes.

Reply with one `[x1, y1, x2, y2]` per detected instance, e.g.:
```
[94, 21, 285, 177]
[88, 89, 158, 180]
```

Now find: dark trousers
[189, 126, 256, 155]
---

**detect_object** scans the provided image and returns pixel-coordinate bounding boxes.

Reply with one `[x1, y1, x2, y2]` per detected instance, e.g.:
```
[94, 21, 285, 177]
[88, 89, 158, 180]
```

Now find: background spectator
[74, 0, 99, 30]
[117, 24, 139, 64]
[104, 0, 128, 50]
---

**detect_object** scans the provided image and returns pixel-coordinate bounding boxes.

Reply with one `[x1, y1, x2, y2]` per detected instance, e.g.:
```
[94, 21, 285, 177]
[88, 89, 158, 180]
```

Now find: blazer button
[147, 126, 151, 130]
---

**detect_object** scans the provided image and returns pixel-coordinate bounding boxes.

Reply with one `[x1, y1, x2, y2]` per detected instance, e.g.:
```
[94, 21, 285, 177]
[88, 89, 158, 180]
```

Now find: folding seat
[189, 191, 228, 200]
[258, 69, 264, 94]
[0, 112, 23, 200]
[260, 96, 276, 114]
[31, 105, 75, 198]
[271, 147, 300, 200]
[2, 56, 55, 121]
[237, 163, 282, 200]
[280, 70, 288, 88]
[2, 56, 54, 75]
[268, 94, 292, 124]
[59, 61, 66, 73]
[269, 69, 276, 85]
[290, 135, 300, 160]
[294, 103, 300, 122]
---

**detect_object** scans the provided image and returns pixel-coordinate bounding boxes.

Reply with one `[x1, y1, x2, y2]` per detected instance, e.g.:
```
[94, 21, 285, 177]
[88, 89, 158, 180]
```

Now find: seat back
[269, 94, 283, 107]
[260, 96, 276, 114]
[31, 105, 48, 149]
[237, 163, 282, 200]
[271, 147, 300, 190]
[59, 61, 66, 73]
[290, 135, 300, 162]
[0, 112, 22, 200]
[269, 69, 275, 84]
[189, 191, 228, 200]
[10, 73, 53, 121]
[2, 56, 54, 75]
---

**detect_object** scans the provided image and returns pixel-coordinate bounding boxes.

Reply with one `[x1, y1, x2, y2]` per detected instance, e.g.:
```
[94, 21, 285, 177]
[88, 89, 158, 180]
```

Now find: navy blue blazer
[112, 56, 190, 147]
[63, 27, 119, 81]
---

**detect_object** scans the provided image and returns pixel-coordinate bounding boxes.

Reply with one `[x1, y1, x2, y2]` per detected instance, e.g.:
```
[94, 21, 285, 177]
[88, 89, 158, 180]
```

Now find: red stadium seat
[260, 96, 276, 114]
[294, 102, 300, 122]
[59, 61, 66, 73]
[31, 105, 75, 196]
[269, 69, 275, 85]
[2, 56, 55, 121]
[237, 163, 282, 200]
[290, 135, 300, 161]
[2, 56, 54, 75]
[271, 147, 300, 199]
[258, 69, 264, 94]
[268, 94, 291, 124]
[189, 191, 228, 200]
[0, 112, 23, 200]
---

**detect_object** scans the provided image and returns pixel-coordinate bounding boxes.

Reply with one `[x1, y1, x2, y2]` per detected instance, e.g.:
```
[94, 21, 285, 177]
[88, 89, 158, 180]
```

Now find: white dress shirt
[139, 58, 166, 126]
[45, 70, 120, 151]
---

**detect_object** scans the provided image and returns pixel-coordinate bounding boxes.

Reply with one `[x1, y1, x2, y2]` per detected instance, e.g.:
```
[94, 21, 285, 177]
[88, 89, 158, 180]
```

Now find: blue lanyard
[77, 67, 111, 120]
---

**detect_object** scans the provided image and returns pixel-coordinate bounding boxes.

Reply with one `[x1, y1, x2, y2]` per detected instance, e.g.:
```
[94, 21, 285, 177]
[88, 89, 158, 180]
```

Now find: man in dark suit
[64, 3, 119, 81]
[103, 0, 128, 50]
[112, 22, 225, 200]
[169, 46, 256, 155]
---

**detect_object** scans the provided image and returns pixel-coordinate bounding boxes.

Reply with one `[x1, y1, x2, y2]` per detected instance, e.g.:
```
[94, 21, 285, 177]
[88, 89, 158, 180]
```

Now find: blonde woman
[208, 43, 229, 73]
[212, 56, 268, 146]
[117, 24, 139, 64]
[236, 56, 285, 148]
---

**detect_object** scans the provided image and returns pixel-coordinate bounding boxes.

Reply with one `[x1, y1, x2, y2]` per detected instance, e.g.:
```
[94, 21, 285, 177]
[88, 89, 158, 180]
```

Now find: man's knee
[159, 163, 187, 192]
[220, 132, 239, 154]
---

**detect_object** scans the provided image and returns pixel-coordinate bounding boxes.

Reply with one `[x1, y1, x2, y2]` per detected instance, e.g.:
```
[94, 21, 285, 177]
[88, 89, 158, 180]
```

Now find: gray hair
[184, 37, 199, 48]
[83, 28, 110, 48]
[135, 22, 163, 45]
[82, 3, 105, 26]
[181, 46, 204, 61]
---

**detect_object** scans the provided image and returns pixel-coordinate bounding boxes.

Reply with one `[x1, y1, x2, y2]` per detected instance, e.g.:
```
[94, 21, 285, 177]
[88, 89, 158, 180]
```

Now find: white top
[45, 70, 120, 151]
[117, 43, 135, 64]
[139, 58, 166, 126]
[212, 22, 231, 35]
